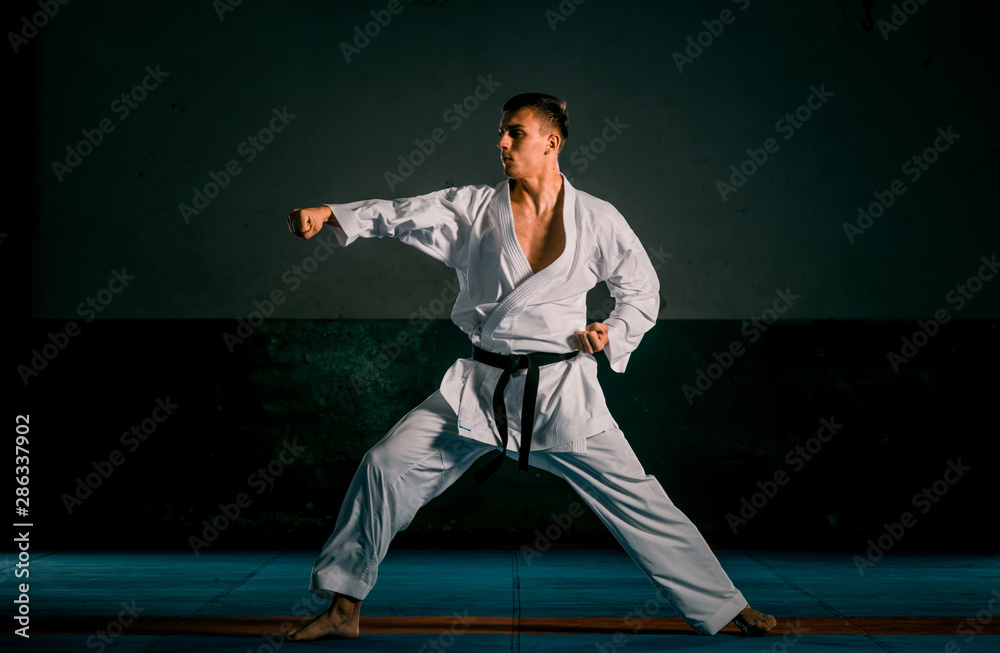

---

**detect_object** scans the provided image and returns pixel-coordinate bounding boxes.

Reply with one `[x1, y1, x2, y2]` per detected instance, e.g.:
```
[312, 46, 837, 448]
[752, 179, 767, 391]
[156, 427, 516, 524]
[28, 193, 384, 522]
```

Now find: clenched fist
[572, 322, 609, 354]
[287, 206, 335, 239]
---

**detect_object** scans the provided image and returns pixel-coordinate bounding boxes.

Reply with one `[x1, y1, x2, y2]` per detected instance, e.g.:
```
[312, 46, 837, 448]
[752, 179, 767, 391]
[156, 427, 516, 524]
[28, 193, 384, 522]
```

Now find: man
[283, 93, 776, 641]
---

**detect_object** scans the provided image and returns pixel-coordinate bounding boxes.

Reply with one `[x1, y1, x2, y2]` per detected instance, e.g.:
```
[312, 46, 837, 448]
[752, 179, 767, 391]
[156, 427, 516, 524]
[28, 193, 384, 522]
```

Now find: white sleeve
[600, 234, 661, 373]
[326, 185, 490, 269]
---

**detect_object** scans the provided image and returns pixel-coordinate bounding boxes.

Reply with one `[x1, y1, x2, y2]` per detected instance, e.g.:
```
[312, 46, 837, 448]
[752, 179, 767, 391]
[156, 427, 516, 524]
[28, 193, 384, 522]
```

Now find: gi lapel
[479, 174, 578, 353]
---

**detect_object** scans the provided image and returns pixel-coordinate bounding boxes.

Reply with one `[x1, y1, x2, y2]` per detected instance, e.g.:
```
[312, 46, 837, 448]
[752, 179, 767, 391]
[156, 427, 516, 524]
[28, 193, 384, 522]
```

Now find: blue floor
[3, 549, 998, 651]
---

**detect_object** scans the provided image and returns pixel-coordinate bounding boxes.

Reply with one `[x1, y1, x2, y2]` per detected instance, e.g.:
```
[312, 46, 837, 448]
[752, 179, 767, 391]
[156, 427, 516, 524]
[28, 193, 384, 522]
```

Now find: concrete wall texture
[16, 318, 998, 550]
[11, 1, 999, 551]
[28, 0, 999, 319]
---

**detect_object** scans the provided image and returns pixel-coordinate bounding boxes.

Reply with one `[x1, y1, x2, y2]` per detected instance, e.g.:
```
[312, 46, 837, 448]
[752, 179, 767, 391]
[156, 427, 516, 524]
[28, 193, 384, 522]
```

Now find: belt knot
[470, 345, 579, 482]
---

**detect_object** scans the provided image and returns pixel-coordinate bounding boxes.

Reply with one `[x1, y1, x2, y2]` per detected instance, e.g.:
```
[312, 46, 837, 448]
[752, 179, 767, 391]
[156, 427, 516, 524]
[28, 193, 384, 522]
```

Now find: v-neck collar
[498, 173, 575, 284]
[479, 174, 577, 353]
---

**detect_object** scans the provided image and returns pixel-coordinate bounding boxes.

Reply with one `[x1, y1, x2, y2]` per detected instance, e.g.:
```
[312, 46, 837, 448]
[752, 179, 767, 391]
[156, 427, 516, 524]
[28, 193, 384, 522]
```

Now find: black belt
[471, 344, 579, 482]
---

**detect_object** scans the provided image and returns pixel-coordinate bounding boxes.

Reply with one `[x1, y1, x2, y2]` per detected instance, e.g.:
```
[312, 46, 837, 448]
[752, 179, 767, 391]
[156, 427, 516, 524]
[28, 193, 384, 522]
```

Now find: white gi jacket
[328, 174, 660, 452]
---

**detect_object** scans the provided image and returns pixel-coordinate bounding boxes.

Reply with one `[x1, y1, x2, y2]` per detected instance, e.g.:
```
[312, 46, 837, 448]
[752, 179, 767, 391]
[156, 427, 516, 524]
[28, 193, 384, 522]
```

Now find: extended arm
[285, 186, 491, 269]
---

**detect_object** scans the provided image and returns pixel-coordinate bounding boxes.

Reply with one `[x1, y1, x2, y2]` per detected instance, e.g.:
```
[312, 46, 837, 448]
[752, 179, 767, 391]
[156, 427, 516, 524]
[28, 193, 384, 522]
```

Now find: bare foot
[283, 595, 361, 642]
[732, 604, 777, 636]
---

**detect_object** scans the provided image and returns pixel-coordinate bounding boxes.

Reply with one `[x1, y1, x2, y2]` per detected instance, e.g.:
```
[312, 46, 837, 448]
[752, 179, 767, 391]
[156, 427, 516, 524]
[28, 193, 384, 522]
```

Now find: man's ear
[547, 132, 561, 154]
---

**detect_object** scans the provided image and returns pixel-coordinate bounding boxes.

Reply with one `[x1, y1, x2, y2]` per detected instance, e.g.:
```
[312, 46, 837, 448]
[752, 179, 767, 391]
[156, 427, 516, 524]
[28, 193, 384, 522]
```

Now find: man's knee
[357, 424, 432, 481]
[358, 444, 393, 486]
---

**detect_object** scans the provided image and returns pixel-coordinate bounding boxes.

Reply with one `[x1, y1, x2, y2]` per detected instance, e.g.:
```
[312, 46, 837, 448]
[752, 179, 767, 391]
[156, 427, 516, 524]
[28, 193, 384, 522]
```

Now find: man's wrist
[321, 205, 339, 228]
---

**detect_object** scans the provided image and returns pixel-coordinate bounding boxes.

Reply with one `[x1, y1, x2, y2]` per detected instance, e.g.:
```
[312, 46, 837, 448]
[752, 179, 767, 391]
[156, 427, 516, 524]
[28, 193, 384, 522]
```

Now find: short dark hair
[501, 93, 569, 149]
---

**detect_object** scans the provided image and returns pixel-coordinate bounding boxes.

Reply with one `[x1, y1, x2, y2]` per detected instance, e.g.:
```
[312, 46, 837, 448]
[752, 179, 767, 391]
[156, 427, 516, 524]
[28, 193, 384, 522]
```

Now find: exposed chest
[511, 203, 566, 274]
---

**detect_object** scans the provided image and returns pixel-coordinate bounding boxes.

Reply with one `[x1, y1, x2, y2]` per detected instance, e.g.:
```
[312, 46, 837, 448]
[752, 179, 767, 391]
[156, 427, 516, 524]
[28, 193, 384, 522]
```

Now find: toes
[734, 608, 776, 636]
[751, 614, 776, 633]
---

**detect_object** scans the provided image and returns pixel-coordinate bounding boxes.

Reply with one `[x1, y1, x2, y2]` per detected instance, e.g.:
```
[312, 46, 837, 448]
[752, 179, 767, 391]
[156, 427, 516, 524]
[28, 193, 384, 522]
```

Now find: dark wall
[9, 1, 999, 556]
[24, 0, 1000, 320]
[16, 318, 998, 552]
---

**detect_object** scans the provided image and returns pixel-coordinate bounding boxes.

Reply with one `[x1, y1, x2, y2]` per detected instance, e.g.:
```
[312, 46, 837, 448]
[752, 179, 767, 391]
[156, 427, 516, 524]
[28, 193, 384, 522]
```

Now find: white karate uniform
[308, 174, 747, 635]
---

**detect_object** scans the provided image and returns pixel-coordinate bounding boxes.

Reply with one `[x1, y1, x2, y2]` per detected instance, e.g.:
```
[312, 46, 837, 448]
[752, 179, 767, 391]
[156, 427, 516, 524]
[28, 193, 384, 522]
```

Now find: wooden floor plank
[25, 615, 1000, 636]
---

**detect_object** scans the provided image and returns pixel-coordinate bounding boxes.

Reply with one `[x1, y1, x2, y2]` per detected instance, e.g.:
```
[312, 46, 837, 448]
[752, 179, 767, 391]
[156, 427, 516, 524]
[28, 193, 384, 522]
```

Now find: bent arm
[600, 235, 661, 373]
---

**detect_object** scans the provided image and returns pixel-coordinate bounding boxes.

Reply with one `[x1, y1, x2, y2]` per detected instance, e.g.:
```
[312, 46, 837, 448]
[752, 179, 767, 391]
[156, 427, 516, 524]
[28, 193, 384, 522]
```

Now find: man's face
[497, 108, 557, 178]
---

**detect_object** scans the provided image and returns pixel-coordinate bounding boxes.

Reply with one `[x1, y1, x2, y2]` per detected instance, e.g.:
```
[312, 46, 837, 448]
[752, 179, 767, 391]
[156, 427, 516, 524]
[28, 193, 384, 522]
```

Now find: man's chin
[501, 165, 517, 179]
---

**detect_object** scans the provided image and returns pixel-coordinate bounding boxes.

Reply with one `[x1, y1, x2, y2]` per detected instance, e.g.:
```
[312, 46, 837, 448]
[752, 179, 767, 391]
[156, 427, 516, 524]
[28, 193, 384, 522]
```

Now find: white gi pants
[309, 389, 747, 635]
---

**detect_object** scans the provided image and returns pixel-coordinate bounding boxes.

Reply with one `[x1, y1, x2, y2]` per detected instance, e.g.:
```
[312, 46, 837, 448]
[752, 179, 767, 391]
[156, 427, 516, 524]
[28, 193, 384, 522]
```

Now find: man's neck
[509, 168, 564, 216]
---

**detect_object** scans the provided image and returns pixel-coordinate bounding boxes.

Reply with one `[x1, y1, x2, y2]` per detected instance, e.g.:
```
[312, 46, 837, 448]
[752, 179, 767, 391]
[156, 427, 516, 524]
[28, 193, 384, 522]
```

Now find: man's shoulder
[569, 182, 633, 232]
[405, 183, 500, 216]
[565, 180, 647, 263]
[421, 182, 500, 200]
